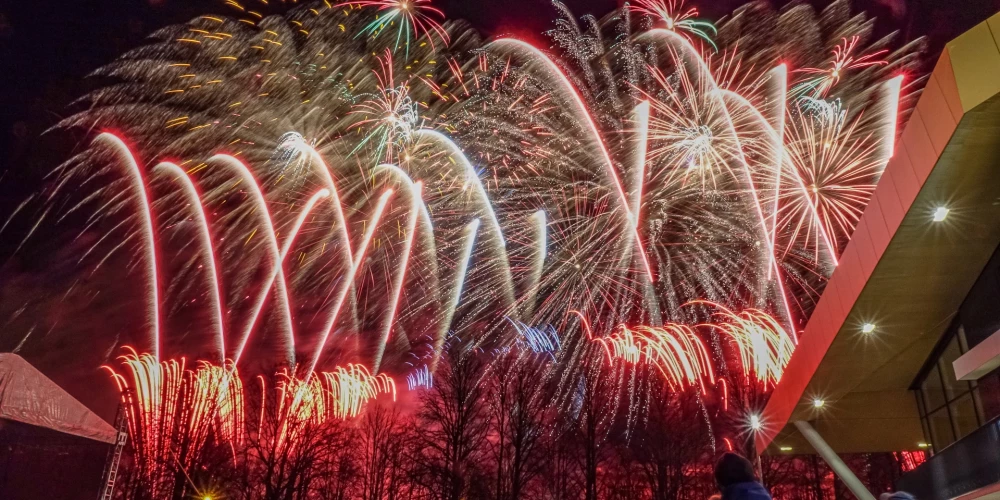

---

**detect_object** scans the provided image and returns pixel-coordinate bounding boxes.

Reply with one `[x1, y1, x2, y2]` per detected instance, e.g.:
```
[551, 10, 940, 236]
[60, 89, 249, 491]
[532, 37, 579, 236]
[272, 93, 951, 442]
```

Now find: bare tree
[602, 446, 649, 500]
[632, 390, 711, 500]
[315, 435, 361, 500]
[358, 404, 410, 500]
[534, 419, 582, 500]
[236, 391, 354, 500]
[486, 349, 551, 500]
[760, 454, 829, 500]
[412, 342, 489, 500]
[573, 359, 618, 500]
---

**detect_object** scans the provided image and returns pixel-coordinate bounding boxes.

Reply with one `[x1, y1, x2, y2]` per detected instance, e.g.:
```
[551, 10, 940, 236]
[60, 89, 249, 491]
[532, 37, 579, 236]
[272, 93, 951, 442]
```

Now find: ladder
[98, 406, 128, 500]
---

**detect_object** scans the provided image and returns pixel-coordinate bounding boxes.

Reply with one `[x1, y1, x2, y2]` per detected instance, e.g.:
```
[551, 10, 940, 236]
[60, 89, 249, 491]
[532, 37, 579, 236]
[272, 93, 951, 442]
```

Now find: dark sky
[1, 1, 997, 371]
[1, 0, 998, 174]
[0, 0, 998, 334]
[0, 0, 997, 299]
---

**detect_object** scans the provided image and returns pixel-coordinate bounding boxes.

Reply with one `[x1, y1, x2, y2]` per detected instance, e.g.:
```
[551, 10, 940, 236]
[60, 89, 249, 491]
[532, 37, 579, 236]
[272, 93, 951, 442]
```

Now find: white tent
[0, 353, 116, 443]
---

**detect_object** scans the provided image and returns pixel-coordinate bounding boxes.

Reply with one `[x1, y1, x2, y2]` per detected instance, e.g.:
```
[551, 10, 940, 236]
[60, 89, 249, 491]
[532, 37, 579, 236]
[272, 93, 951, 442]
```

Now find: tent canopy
[0, 353, 116, 444]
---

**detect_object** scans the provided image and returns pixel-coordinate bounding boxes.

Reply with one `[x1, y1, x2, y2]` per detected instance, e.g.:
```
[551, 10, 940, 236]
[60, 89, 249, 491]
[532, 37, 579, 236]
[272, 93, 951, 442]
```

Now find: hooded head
[714, 453, 757, 488]
[880, 493, 916, 500]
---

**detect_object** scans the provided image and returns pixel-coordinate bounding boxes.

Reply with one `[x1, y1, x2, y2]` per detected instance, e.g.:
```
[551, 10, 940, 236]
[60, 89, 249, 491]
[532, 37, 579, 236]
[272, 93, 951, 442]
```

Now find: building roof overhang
[758, 12, 1000, 454]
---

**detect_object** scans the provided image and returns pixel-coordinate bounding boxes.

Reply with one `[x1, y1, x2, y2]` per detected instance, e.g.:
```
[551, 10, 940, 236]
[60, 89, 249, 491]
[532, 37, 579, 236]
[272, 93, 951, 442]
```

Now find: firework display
[15, 0, 926, 493]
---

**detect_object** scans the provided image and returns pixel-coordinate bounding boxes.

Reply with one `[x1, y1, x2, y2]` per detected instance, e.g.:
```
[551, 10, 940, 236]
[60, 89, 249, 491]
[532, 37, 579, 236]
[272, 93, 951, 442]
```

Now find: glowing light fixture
[779, 446, 793, 452]
[861, 323, 876, 334]
[933, 206, 949, 222]
[749, 414, 762, 431]
[813, 398, 825, 408]
[918, 443, 929, 449]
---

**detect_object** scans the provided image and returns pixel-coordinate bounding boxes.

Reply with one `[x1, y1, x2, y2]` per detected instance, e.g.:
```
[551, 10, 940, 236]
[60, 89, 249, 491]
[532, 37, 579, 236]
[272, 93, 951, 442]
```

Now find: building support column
[794, 420, 875, 500]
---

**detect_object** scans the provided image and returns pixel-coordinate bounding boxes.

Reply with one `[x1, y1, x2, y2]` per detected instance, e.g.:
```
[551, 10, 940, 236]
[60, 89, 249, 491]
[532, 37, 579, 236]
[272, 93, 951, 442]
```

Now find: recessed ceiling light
[862, 323, 876, 334]
[933, 207, 950, 222]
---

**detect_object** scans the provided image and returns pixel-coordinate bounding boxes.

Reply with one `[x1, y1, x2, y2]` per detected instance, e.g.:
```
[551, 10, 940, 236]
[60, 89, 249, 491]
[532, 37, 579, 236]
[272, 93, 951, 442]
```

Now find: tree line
[111, 341, 916, 500]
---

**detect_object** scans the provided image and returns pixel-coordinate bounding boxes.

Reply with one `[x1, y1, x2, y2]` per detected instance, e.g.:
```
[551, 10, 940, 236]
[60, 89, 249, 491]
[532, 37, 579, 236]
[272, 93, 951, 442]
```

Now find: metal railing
[897, 416, 1000, 499]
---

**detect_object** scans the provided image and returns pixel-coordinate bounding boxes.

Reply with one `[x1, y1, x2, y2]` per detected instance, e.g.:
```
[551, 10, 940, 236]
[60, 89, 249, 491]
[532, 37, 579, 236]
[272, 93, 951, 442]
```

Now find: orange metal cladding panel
[813, 291, 836, 338]
[756, 48, 964, 451]
[889, 145, 921, 210]
[852, 221, 878, 278]
[820, 272, 845, 324]
[862, 195, 891, 260]
[873, 170, 905, 237]
[916, 76, 959, 153]
[901, 110, 939, 181]
[834, 272, 858, 324]
[950, 16, 1000, 112]
[933, 50, 964, 122]
[838, 245, 864, 305]
[849, 244, 869, 297]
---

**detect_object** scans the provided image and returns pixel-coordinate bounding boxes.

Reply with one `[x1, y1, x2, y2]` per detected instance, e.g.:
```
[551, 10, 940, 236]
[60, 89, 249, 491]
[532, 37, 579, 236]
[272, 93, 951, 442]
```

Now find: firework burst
[629, 0, 718, 50]
[338, 0, 450, 55]
[105, 350, 395, 492]
[35, 0, 920, 373]
[796, 36, 889, 98]
[4, 0, 927, 477]
[349, 49, 422, 163]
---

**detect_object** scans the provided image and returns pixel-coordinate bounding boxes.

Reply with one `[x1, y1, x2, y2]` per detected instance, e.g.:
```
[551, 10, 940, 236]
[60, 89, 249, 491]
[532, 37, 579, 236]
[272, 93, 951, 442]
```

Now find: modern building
[757, 11, 1000, 500]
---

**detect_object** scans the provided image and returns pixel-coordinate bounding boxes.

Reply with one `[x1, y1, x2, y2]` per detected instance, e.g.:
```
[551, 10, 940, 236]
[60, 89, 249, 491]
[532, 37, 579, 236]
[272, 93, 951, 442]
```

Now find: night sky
[2, 0, 999, 178]
[0, 0, 999, 419]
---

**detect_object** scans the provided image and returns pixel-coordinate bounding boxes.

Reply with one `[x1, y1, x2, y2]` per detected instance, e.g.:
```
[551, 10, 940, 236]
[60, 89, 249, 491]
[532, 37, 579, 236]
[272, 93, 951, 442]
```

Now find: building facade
[898, 244, 1000, 497]
[758, 11, 1000, 500]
